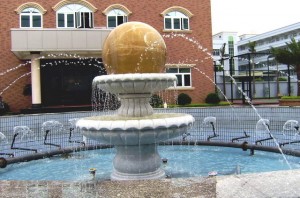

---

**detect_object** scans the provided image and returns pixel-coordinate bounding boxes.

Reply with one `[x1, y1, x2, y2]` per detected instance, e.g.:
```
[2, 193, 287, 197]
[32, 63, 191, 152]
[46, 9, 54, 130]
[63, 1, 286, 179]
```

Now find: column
[30, 52, 42, 108]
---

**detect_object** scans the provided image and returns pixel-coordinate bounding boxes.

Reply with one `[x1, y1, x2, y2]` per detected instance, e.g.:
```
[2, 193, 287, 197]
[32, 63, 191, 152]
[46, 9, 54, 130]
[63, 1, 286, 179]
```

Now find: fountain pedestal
[112, 145, 165, 180]
[117, 93, 153, 117]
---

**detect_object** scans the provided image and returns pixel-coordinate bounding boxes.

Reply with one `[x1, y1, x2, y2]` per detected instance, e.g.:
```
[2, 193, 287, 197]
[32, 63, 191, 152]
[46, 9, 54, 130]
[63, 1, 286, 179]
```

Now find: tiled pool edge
[1, 169, 300, 197]
[0, 176, 216, 197]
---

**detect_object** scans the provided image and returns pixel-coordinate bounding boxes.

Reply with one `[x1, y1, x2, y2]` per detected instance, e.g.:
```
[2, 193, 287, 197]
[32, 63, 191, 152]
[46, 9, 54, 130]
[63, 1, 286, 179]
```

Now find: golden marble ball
[102, 22, 167, 74]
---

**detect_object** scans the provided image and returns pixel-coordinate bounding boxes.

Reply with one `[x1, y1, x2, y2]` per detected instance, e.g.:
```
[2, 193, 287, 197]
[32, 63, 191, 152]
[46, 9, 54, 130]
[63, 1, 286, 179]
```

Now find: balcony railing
[11, 28, 111, 59]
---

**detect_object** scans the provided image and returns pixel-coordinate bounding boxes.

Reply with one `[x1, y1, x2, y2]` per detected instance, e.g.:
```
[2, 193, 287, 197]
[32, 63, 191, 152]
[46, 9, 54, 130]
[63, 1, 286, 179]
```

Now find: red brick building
[0, 0, 213, 113]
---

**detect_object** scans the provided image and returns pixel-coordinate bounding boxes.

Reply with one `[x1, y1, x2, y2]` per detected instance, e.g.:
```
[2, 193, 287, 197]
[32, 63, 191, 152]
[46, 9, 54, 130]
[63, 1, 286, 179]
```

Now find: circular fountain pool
[1, 145, 299, 181]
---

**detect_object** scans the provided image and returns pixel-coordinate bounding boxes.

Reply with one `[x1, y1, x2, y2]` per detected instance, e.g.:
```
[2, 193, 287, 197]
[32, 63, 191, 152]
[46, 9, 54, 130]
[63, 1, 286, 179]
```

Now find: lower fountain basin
[76, 113, 194, 145]
[77, 113, 194, 180]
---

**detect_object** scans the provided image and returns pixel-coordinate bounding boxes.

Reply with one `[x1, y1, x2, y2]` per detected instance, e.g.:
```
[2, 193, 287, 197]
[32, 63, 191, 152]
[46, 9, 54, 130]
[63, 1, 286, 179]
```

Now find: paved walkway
[1, 169, 300, 197]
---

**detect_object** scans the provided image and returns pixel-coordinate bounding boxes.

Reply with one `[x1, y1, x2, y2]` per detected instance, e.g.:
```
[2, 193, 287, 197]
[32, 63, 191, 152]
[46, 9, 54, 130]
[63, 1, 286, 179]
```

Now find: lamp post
[213, 61, 217, 93]
[219, 54, 230, 98]
[229, 56, 234, 102]
[267, 55, 273, 99]
[248, 53, 252, 100]
[287, 64, 291, 96]
[276, 62, 281, 97]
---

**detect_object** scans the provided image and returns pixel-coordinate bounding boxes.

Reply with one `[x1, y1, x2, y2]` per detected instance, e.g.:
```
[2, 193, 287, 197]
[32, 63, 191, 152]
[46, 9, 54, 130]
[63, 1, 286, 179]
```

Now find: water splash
[282, 120, 299, 134]
[0, 72, 31, 95]
[203, 117, 216, 126]
[191, 57, 293, 168]
[0, 53, 107, 97]
[281, 120, 300, 146]
[0, 132, 7, 144]
[42, 120, 64, 133]
[163, 33, 213, 61]
[69, 118, 79, 128]
[0, 61, 30, 76]
[225, 72, 292, 169]
[13, 126, 35, 142]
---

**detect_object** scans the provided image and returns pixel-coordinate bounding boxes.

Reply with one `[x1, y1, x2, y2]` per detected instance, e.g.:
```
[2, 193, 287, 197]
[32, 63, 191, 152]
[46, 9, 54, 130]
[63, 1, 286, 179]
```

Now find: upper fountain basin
[93, 73, 177, 94]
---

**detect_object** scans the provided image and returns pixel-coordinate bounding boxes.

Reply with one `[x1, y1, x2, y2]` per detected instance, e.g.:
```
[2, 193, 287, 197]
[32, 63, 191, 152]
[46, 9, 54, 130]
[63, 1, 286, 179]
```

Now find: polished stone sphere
[102, 22, 167, 74]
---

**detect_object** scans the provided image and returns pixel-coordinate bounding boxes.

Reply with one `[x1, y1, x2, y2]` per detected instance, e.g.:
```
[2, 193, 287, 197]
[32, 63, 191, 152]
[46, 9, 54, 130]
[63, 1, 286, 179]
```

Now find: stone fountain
[76, 22, 194, 180]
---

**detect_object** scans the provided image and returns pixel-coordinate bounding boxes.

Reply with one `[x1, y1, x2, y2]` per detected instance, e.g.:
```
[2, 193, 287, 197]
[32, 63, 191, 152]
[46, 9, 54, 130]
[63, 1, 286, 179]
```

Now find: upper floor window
[213, 49, 220, 56]
[16, 2, 46, 28]
[164, 11, 189, 30]
[20, 8, 42, 28]
[56, 4, 93, 28]
[103, 5, 131, 29]
[166, 67, 191, 87]
[161, 7, 193, 32]
[107, 9, 128, 28]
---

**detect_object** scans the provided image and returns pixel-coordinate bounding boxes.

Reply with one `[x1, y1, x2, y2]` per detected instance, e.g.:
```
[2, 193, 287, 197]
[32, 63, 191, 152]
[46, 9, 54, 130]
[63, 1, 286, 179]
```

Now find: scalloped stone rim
[93, 73, 177, 84]
[76, 113, 194, 131]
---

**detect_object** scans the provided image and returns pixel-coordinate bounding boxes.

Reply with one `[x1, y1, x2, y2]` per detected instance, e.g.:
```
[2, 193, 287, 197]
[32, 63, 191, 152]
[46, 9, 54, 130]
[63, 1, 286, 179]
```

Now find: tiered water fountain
[76, 22, 194, 180]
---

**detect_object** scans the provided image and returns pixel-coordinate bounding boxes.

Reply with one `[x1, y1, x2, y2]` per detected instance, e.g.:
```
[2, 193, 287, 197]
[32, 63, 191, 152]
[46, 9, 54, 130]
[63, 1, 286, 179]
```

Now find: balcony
[11, 28, 111, 59]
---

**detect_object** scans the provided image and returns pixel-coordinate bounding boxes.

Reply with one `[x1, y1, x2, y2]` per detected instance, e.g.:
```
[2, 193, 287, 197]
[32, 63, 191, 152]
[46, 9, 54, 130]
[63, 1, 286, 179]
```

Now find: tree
[270, 38, 300, 96]
[248, 41, 257, 97]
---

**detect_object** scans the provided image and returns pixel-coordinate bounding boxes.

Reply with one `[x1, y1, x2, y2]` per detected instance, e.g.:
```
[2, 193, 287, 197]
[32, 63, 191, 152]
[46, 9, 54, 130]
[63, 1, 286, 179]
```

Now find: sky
[211, 0, 300, 35]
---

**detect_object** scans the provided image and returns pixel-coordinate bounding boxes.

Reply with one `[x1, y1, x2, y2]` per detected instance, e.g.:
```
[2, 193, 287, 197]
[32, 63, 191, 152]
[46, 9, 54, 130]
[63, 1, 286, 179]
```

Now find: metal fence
[1, 107, 300, 160]
[215, 69, 298, 101]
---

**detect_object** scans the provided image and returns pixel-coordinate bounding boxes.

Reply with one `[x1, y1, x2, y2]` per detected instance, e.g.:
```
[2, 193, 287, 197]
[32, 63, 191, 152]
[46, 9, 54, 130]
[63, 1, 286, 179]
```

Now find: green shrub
[150, 94, 163, 108]
[23, 84, 32, 96]
[281, 96, 300, 99]
[205, 93, 220, 104]
[278, 77, 287, 81]
[0, 102, 10, 116]
[177, 93, 192, 105]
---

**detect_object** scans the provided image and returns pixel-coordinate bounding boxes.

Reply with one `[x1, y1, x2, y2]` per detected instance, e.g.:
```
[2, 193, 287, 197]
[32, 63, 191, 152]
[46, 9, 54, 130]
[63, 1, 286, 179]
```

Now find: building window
[56, 4, 93, 28]
[164, 11, 189, 30]
[166, 67, 191, 87]
[103, 4, 131, 29]
[20, 8, 42, 28]
[107, 9, 128, 28]
[213, 49, 220, 56]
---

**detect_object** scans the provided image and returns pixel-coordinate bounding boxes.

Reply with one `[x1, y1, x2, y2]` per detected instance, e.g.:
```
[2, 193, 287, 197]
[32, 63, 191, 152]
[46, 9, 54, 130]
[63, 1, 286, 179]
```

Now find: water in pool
[0, 146, 299, 181]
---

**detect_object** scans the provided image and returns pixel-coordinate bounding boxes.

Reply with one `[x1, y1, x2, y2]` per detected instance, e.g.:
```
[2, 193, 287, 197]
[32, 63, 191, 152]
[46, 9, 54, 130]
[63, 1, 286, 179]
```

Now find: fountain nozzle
[89, 168, 96, 179]
[162, 158, 168, 164]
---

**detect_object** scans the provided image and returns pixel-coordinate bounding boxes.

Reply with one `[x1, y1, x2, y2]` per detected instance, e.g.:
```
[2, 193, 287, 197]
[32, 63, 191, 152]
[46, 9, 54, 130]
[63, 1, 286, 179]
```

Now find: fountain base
[111, 168, 165, 181]
[111, 144, 165, 180]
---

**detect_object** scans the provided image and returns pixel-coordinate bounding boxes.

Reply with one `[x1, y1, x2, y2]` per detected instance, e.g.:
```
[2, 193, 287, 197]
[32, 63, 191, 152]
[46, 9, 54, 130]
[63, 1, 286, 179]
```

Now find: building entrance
[41, 59, 106, 106]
